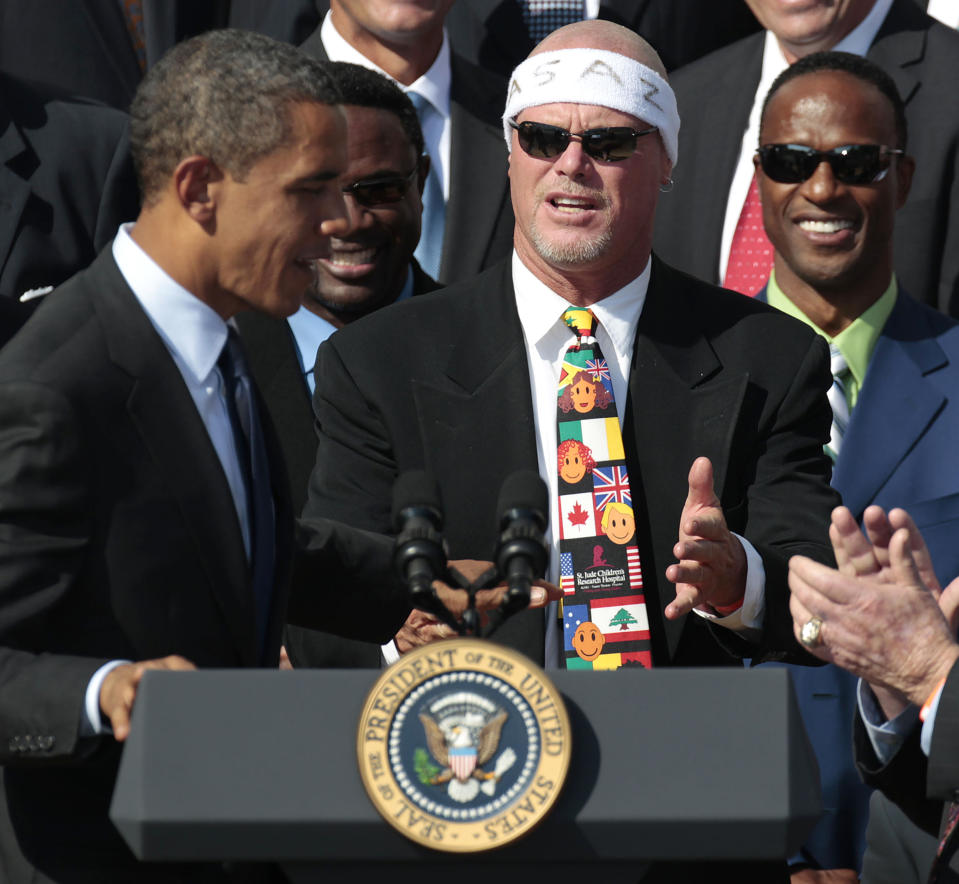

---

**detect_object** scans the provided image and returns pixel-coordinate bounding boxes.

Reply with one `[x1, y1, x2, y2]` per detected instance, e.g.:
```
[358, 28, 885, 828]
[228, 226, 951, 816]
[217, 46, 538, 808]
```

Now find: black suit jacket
[237, 262, 439, 669]
[653, 0, 959, 316]
[855, 656, 959, 882]
[0, 249, 406, 881]
[445, 0, 760, 76]
[0, 73, 140, 342]
[303, 256, 840, 667]
[0, 0, 229, 109]
[298, 31, 515, 285]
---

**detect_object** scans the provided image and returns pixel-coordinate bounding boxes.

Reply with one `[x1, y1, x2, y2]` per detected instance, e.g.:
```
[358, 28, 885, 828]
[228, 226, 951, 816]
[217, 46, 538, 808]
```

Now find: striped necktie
[825, 343, 851, 463]
[557, 308, 652, 670]
[218, 330, 276, 661]
[407, 91, 445, 280]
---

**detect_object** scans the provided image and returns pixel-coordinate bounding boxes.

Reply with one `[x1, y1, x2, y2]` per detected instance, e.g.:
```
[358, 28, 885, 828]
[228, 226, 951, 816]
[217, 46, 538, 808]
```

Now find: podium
[111, 668, 820, 882]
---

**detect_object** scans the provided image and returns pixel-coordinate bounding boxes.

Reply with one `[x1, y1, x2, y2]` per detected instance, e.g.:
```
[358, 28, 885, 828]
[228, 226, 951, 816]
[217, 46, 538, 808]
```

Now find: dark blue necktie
[218, 329, 276, 661]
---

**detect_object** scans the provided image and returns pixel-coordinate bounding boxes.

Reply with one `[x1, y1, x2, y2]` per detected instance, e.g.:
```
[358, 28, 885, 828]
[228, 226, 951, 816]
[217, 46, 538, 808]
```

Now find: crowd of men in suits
[3, 2, 959, 883]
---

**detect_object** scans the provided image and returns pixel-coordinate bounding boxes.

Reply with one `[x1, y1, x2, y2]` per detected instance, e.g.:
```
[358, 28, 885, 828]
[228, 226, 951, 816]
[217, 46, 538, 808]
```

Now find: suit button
[40, 735, 55, 751]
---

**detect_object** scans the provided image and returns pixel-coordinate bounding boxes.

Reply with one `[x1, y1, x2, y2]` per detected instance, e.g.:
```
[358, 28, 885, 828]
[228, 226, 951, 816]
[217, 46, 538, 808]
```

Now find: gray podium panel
[111, 667, 820, 875]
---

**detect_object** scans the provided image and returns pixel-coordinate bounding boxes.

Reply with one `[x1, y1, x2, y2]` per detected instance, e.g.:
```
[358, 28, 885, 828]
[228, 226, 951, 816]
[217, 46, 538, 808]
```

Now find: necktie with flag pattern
[556, 307, 652, 670]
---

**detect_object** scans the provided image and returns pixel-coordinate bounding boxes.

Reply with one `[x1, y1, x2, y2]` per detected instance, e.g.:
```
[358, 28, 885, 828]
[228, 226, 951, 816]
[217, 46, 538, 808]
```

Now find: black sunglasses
[509, 118, 658, 162]
[756, 143, 904, 185]
[341, 161, 421, 208]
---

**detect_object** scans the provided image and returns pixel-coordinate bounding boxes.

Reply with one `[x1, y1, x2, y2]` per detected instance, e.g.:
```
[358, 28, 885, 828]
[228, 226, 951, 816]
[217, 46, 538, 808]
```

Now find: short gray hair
[131, 29, 341, 204]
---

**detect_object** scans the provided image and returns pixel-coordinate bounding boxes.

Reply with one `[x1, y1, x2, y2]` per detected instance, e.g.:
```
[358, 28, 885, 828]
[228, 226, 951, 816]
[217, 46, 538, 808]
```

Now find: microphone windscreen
[497, 470, 548, 525]
[391, 470, 442, 531]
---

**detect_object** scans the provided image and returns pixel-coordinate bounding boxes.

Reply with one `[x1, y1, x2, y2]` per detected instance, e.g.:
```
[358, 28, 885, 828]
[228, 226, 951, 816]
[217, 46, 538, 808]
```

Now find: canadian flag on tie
[723, 172, 774, 297]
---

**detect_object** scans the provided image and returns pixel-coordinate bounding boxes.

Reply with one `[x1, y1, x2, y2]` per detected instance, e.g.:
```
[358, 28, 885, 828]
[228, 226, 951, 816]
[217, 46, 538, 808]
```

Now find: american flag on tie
[560, 552, 576, 594]
[627, 546, 643, 589]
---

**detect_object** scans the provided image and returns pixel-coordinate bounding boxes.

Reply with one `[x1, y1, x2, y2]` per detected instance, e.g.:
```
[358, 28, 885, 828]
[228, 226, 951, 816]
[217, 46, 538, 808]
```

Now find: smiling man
[754, 51, 959, 881]
[0, 30, 422, 882]
[653, 0, 959, 316]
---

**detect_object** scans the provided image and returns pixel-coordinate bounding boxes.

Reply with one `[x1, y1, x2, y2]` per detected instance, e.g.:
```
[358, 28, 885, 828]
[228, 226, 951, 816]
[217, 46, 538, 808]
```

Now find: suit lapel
[0, 105, 31, 281]
[833, 296, 946, 517]
[443, 54, 511, 281]
[868, 0, 925, 105]
[91, 252, 259, 664]
[626, 259, 748, 660]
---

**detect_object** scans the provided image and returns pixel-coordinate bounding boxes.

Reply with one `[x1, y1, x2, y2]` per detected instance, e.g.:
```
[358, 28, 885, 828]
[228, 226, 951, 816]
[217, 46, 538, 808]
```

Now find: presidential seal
[357, 639, 571, 852]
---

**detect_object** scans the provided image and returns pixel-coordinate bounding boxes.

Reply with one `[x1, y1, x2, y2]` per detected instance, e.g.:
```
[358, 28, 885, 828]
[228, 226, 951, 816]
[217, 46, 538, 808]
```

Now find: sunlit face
[574, 621, 605, 661]
[603, 508, 635, 544]
[744, 0, 877, 59]
[571, 378, 597, 413]
[509, 102, 670, 284]
[560, 445, 587, 483]
[311, 105, 422, 318]
[212, 101, 348, 318]
[331, 0, 454, 45]
[756, 71, 910, 298]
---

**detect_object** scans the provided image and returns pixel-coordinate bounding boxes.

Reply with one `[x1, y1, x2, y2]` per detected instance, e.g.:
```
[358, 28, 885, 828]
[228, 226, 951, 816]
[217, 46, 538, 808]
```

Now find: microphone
[392, 470, 458, 630]
[494, 470, 549, 619]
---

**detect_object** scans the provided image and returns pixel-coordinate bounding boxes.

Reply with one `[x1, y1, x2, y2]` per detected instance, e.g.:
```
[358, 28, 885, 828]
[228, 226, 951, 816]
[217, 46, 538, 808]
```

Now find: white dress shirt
[511, 252, 765, 666]
[718, 0, 894, 282]
[927, 0, 959, 28]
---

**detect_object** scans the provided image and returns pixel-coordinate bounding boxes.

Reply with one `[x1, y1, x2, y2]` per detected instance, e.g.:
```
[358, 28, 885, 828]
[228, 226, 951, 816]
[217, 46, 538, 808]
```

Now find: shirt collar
[112, 223, 227, 382]
[321, 10, 451, 118]
[766, 269, 898, 391]
[511, 251, 650, 353]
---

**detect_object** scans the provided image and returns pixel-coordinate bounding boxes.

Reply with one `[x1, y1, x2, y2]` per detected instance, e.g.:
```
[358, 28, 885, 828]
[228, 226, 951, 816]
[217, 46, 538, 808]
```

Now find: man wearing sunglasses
[753, 51, 959, 882]
[237, 62, 446, 669]
[653, 0, 959, 318]
[305, 14, 838, 707]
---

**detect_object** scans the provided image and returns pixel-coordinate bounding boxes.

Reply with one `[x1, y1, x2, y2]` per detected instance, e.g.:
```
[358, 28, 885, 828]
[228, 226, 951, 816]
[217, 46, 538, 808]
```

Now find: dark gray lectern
[111, 668, 820, 882]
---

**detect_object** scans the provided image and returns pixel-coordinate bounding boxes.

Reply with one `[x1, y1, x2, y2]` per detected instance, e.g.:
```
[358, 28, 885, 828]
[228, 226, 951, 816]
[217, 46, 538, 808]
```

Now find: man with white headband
[303, 18, 838, 777]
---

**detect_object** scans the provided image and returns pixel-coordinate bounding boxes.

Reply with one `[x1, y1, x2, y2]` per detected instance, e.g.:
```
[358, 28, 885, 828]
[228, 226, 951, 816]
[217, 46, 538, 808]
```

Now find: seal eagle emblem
[417, 696, 516, 803]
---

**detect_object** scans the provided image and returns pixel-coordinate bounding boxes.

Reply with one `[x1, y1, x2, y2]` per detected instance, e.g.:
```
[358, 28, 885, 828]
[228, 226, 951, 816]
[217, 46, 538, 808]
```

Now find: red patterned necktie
[930, 801, 959, 882]
[723, 172, 774, 297]
[557, 307, 652, 670]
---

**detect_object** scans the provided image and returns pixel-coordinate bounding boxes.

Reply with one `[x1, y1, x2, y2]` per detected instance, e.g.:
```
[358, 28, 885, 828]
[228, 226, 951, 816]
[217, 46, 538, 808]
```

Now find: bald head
[502, 20, 680, 167]
[532, 19, 666, 78]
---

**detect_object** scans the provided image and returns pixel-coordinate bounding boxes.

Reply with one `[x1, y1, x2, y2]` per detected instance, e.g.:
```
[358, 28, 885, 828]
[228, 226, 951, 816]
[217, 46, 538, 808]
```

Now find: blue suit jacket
[761, 289, 959, 870]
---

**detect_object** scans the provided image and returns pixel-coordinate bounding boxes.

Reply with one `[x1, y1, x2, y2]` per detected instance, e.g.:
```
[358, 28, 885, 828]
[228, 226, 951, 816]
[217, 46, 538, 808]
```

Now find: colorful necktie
[523, 0, 584, 42]
[218, 330, 276, 661]
[723, 172, 774, 296]
[121, 0, 147, 72]
[557, 308, 652, 670]
[407, 91, 445, 281]
[825, 343, 850, 463]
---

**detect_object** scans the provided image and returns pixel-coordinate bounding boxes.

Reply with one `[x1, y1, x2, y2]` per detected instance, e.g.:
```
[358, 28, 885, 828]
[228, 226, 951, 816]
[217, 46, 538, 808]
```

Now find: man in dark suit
[298, 0, 514, 285]
[0, 0, 230, 109]
[235, 62, 443, 669]
[0, 71, 140, 345]
[752, 50, 959, 879]
[305, 9, 838, 785]
[653, 0, 959, 317]
[0, 30, 412, 882]
[445, 0, 760, 76]
[789, 509, 959, 883]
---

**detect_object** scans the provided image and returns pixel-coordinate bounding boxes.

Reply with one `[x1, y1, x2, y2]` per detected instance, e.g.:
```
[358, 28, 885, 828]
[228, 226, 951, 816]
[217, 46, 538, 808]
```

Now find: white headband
[503, 48, 680, 168]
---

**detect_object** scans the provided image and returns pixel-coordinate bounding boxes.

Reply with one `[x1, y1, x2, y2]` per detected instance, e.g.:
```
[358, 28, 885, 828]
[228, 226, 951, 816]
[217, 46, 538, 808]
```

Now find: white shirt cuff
[81, 659, 130, 736]
[381, 640, 400, 666]
[920, 682, 944, 757]
[692, 532, 764, 637]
